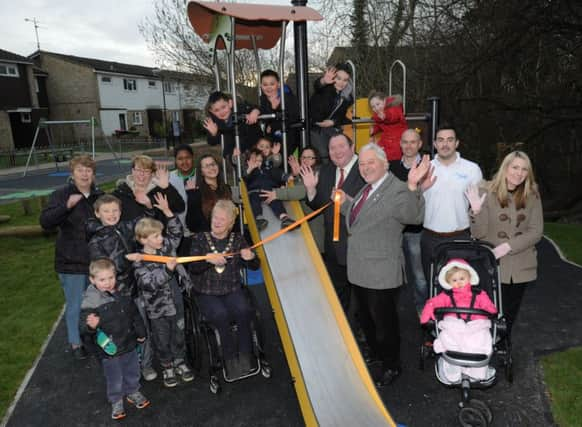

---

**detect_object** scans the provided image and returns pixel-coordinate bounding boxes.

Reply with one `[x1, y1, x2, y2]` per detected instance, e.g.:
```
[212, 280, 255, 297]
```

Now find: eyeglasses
[201, 163, 218, 169]
[436, 137, 456, 143]
[133, 168, 152, 175]
[301, 156, 317, 160]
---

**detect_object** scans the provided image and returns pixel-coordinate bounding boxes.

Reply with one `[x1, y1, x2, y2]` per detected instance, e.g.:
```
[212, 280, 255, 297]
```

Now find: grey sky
[1, 0, 297, 67]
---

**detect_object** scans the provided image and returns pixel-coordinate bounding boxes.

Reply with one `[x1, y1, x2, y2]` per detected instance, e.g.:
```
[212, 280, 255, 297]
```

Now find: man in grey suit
[339, 143, 429, 387]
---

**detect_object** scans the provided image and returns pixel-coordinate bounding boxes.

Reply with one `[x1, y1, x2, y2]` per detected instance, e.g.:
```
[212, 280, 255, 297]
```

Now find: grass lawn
[544, 222, 582, 266]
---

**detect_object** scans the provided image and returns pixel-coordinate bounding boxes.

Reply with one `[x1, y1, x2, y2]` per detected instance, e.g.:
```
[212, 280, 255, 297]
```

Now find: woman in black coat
[40, 155, 104, 359]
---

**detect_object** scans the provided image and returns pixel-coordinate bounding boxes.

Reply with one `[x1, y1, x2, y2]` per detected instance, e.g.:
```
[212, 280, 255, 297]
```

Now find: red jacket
[371, 95, 408, 161]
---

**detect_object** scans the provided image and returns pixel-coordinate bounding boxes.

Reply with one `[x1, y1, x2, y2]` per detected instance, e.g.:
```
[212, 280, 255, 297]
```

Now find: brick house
[0, 48, 49, 151]
[28, 50, 213, 142]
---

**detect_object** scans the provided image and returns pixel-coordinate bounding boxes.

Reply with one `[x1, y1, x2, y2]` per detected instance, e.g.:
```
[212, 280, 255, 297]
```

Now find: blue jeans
[402, 231, 428, 314]
[58, 273, 89, 346]
[102, 349, 140, 403]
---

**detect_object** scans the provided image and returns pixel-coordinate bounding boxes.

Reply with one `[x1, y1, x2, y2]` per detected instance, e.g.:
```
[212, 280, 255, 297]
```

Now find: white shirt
[335, 154, 359, 187]
[423, 152, 482, 232]
[354, 171, 389, 204]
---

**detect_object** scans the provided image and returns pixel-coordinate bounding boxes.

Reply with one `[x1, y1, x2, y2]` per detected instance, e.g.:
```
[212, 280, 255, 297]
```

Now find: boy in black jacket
[244, 143, 295, 231]
[203, 91, 263, 161]
[80, 258, 149, 421]
[130, 193, 195, 388]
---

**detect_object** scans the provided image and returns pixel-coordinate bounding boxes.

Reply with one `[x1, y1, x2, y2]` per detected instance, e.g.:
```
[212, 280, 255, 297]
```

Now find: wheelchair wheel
[210, 375, 221, 394]
[469, 399, 493, 424]
[458, 406, 488, 427]
[261, 362, 272, 379]
[184, 299, 203, 372]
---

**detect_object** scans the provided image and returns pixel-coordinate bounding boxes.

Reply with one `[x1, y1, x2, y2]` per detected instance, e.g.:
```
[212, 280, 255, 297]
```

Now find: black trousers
[150, 315, 186, 367]
[501, 281, 531, 335]
[249, 192, 286, 218]
[353, 285, 401, 370]
[323, 250, 351, 313]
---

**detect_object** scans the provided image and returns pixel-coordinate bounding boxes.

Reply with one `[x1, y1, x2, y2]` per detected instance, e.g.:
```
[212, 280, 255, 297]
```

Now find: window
[123, 78, 137, 91]
[101, 76, 112, 83]
[132, 112, 143, 125]
[34, 78, 39, 93]
[172, 111, 180, 122]
[148, 80, 156, 88]
[0, 63, 19, 77]
[20, 112, 31, 123]
[163, 81, 174, 93]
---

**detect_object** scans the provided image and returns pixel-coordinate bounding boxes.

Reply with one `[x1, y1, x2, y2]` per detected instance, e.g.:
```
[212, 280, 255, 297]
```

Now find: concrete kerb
[0, 306, 65, 427]
[543, 234, 582, 270]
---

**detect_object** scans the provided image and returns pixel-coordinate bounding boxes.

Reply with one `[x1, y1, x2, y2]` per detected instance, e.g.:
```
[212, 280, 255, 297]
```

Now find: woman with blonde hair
[466, 150, 543, 335]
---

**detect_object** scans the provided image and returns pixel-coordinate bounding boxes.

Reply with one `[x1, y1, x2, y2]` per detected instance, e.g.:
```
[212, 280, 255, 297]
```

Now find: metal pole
[23, 122, 42, 176]
[91, 116, 95, 159]
[161, 75, 168, 152]
[213, 52, 229, 185]
[251, 35, 262, 103]
[279, 21, 289, 173]
[428, 96, 440, 157]
[346, 60, 357, 148]
[229, 17, 242, 180]
[291, 0, 310, 149]
[388, 60, 407, 114]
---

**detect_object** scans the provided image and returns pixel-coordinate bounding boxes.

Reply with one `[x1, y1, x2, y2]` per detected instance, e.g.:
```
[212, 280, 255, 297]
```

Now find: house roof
[0, 48, 33, 64]
[29, 50, 211, 83]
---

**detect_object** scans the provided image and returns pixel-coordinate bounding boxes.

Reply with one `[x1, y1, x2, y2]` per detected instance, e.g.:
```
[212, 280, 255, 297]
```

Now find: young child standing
[244, 139, 295, 231]
[368, 92, 408, 162]
[421, 258, 497, 383]
[130, 193, 194, 388]
[80, 258, 149, 420]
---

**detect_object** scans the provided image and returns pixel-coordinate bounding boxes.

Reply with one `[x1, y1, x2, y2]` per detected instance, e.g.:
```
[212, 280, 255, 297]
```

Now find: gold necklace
[205, 232, 235, 274]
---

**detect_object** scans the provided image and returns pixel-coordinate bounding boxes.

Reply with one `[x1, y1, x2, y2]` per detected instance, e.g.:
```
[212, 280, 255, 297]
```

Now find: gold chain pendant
[205, 233, 234, 274]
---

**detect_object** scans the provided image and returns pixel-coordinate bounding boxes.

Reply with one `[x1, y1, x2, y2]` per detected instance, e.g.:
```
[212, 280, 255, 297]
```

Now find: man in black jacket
[303, 133, 365, 311]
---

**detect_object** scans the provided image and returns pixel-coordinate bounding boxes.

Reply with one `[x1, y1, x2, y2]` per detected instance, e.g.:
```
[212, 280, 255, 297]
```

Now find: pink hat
[438, 258, 479, 290]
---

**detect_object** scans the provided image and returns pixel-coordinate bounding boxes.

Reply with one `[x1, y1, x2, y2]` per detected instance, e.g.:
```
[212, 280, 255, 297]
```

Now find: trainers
[280, 216, 295, 229]
[162, 367, 178, 388]
[111, 400, 126, 420]
[256, 217, 268, 231]
[126, 391, 150, 409]
[72, 346, 88, 360]
[175, 363, 194, 382]
[142, 367, 158, 382]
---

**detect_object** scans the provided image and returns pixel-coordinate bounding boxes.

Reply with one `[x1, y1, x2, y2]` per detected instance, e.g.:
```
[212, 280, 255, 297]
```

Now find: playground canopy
[187, 1, 323, 50]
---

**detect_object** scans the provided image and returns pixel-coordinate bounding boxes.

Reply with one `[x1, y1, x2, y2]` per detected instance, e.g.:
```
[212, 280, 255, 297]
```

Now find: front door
[118, 113, 127, 131]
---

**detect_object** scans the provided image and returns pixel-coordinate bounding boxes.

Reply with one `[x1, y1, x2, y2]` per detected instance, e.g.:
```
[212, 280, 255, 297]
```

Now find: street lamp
[153, 68, 168, 150]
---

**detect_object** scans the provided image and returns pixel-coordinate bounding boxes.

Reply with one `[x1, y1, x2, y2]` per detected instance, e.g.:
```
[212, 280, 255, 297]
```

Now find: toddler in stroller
[421, 258, 497, 385]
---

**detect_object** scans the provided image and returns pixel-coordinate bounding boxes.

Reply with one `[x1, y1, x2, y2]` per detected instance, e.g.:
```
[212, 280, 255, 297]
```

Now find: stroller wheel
[419, 344, 426, 370]
[469, 399, 493, 424]
[458, 406, 488, 427]
[505, 355, 514, 383]
[209, 376, 221, 394]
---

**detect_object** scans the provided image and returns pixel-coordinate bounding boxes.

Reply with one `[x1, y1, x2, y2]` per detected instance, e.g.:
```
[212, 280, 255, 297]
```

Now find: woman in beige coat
[466, 151, 543, 334]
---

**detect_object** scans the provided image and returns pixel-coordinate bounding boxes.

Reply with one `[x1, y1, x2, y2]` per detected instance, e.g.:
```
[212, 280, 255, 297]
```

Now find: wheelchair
[183, 285, 272, 394]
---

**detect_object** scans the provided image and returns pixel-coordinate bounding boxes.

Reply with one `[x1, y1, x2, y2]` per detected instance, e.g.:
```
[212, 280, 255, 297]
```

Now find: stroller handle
[434, 307, 496, 320]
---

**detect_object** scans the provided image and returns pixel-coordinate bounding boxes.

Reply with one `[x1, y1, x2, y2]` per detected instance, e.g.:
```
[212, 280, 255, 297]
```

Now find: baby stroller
[183, 284, 272, 394]
[419, 240, 513, 427]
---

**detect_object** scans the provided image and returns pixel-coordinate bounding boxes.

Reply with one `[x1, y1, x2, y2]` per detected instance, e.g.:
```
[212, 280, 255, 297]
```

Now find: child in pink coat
[421, 258, 497, 383]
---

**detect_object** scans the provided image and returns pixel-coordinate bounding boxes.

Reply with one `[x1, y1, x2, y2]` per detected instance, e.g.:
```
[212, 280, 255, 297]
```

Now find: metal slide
[241, 184, 395, 427]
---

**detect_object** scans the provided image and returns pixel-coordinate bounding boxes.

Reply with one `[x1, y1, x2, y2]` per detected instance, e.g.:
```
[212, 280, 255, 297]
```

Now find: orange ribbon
[141, 202, 332, 265]
[333, 192, 341, 242]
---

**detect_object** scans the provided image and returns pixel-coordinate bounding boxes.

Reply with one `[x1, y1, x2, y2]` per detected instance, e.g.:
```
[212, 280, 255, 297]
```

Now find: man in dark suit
[302, 133, 365, 311]
[339, 142, 429, 386]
